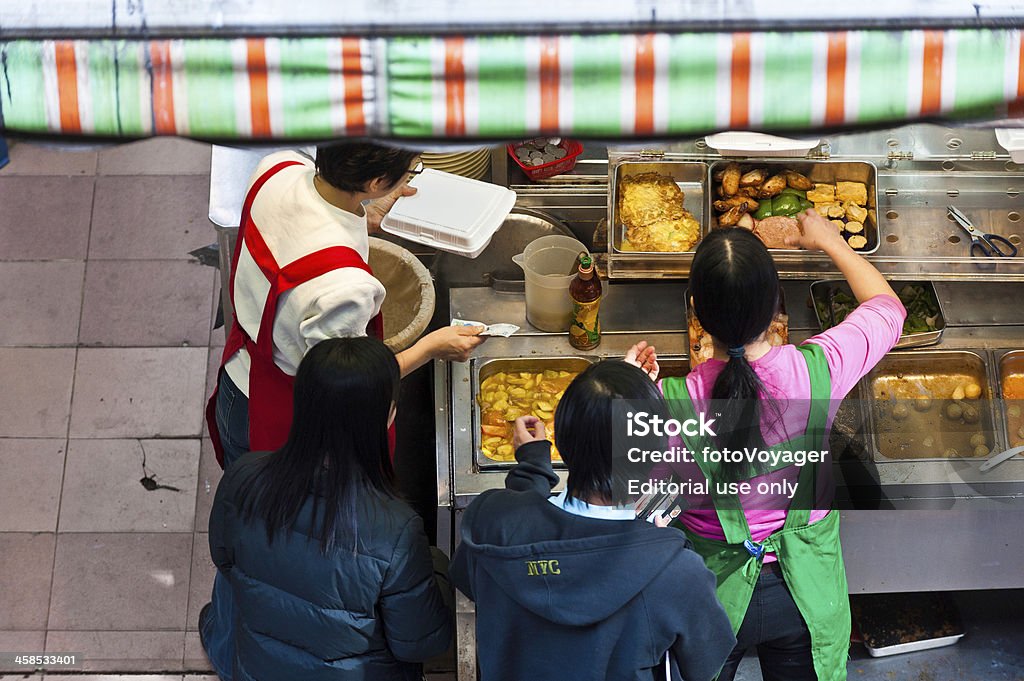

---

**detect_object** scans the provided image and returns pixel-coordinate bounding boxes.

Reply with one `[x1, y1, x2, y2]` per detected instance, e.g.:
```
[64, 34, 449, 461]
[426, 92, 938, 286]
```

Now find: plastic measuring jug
[512, 234, 587, 332]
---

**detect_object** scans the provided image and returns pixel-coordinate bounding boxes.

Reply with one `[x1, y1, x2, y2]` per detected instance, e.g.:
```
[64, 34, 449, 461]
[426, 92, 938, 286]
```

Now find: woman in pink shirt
[642, 210, 905, 681]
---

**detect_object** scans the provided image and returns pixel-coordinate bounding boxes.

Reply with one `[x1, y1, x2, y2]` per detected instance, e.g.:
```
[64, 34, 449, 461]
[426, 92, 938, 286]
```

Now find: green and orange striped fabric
[1, 29, 1022, 140]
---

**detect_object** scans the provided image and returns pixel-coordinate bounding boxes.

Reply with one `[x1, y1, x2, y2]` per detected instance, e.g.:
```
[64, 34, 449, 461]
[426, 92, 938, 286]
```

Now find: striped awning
[1, 29, 1023, 141]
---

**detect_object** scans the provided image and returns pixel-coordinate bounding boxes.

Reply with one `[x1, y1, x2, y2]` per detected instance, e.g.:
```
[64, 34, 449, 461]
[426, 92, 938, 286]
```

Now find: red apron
[206, 160, 388, 468]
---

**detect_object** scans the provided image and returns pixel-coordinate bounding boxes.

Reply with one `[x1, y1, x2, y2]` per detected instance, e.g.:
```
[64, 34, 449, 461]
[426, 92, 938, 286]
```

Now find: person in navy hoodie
[451, 360, 735, 681]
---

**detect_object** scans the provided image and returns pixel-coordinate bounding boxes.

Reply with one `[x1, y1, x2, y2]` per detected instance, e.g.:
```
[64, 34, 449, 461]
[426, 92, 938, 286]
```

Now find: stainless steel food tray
[865, 633, 965, 657]
[610, 160, 708, 254]
[472, 356, 597, 470]
[809, 279, 946, 349]
[707, 159, 880, 255]
[863, 350, 1001, 462]
[996, 349, 1024, 456]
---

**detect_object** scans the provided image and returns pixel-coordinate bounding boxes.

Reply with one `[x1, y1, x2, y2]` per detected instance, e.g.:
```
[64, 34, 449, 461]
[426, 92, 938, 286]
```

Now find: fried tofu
[814, 203, 831, 217]
[836, 181, 868, 205]
[845, 202, 869, 223]
[827, 202, 846, 219]
[831, 219, 846, 232]
[807, 183, 836, 203]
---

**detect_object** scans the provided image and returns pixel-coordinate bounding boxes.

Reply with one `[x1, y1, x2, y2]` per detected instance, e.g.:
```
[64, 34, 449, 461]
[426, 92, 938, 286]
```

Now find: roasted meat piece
[753, 215, 801, 249]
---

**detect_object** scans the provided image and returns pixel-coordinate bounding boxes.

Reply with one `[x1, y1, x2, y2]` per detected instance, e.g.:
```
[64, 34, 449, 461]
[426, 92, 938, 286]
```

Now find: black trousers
[716, 562, 818, 681]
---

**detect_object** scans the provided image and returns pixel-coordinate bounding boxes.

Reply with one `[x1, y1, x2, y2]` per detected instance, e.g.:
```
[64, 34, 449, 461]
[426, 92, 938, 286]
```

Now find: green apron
[662, 344, 850, 681]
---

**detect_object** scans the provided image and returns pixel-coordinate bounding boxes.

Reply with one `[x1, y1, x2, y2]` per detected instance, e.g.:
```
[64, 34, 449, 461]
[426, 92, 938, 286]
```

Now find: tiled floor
[0, 138, 221, 674]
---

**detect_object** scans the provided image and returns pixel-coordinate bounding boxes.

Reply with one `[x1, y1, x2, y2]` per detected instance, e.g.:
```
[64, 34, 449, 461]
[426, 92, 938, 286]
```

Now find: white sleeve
[295, 268, 387, 351]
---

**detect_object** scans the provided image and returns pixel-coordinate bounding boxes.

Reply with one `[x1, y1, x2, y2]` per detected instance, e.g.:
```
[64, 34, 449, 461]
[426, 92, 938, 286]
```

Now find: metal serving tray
[610, 160, 708, 254]
[706, 159, 880, 254]
[830, 383, 872, 462]
[657, 356, 690, 379]
[864, 350, 1000, 462]
[996, 350, 1024, 453]
[472, 356, 596, 470]
[809, 280, 946, 349]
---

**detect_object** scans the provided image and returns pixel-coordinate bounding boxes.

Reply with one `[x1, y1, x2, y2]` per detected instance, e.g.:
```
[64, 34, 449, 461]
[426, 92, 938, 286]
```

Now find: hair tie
[727, 346, 746, 359]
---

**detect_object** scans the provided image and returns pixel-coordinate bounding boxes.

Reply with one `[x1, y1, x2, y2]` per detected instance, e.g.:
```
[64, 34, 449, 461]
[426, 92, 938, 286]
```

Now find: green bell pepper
[779, 187, 807, 199]
[771, 194, 804, 217]
[752, 200, 773, 220]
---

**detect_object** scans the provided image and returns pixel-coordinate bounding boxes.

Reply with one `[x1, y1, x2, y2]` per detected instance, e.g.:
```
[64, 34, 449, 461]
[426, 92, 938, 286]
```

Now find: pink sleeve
[803, 294, 907, 399]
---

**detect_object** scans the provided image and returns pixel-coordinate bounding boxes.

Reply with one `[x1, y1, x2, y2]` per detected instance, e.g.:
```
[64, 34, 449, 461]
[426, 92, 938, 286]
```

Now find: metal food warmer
[432, 124, 1024, 680]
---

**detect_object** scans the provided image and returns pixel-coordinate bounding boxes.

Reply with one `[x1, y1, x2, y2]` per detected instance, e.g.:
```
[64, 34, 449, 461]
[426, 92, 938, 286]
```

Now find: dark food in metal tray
[852, 592, 963, 650]
[871, 354, 992, 460]
[814, 283, 941, 335]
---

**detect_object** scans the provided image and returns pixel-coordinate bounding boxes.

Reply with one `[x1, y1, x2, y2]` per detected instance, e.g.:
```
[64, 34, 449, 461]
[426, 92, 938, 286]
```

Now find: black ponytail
[690, 228, 781, 481]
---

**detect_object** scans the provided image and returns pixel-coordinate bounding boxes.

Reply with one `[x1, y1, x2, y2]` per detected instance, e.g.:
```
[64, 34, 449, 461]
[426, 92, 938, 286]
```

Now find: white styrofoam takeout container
[381, 168, 516, 258]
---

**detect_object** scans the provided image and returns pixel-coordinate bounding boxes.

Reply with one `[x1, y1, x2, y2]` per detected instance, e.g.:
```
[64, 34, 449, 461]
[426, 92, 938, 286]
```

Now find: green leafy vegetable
[816, 283, 941, 335]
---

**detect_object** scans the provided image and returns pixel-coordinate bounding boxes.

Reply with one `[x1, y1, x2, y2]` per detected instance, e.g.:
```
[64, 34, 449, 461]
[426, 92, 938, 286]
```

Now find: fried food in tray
[711, 164, 872, 251]
[627, 217, 701, 252]
[687, 299, 789, 368]
[478, 369, 578, 462]
[619, 172, 686, 225]
[618, 172, 701, 252]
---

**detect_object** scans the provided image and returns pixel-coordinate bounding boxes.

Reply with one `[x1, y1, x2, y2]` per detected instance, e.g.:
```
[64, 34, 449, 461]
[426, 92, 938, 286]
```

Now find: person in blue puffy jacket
[204, 336, 452, 681]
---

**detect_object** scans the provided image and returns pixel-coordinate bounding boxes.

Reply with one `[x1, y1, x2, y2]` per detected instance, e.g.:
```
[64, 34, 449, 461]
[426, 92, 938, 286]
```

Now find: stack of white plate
[420, 147, 492, 181]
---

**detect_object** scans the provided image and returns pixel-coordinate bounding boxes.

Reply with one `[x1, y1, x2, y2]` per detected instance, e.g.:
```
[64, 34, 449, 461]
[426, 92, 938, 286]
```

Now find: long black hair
[690, 228, 781, 479]
[236, 336, 399, 553]
[315, 141, 419, 194]
[555, 361, 665, 505]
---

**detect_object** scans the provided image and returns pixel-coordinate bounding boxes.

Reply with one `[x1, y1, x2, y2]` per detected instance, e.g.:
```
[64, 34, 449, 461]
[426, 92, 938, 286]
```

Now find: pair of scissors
[947, 205, 1019, 257]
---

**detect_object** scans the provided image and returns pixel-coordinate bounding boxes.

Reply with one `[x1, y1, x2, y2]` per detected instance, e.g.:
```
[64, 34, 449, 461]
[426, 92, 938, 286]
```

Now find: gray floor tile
[0, 262, 84, 346]
[79, 260, 214, 347]
[194, 439, 222, 533]
[48, 533, 192, 631]
[0, 176, 94, 260]
[0, 630, 45, 650]
[45, 676, 183, 680]
[185, 533, 214, 633]
[0, 348, 76, 438]
[88, 176, 213, 261]
[1, 141, 97, 176]
[59, 440, 199, 533]
[0, 440, 66, 532]
[209, 271, 225, 349]
[183, 631, 213, 672]
[0, 533, 56, 630]
[0, 631, 46, 673]
[205, 345, 220, 394]
[98, 138, 211, 176]
[44, 631, 184, 673]
[70, 348, 207, 438]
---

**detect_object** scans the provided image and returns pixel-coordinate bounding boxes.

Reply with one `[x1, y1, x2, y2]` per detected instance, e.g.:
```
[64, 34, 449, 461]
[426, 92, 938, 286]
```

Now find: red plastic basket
[507, 139, 584, 181]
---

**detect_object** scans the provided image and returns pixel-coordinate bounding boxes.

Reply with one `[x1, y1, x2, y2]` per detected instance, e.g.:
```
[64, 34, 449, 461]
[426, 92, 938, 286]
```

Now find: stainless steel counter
[437, 280, 1024, 505]
[436, 280, 1024, 679]
[421, 127, 1024, 680]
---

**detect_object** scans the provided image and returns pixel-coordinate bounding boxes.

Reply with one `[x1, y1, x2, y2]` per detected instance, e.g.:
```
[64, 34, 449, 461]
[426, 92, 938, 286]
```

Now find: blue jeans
[201, 370, 250, 680]
[0, 138, 9, 170]
[215, 368, 250, 469]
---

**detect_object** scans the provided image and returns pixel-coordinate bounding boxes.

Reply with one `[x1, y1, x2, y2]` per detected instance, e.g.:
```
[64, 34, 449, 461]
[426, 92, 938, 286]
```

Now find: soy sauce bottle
[569, 252, 602, 350]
